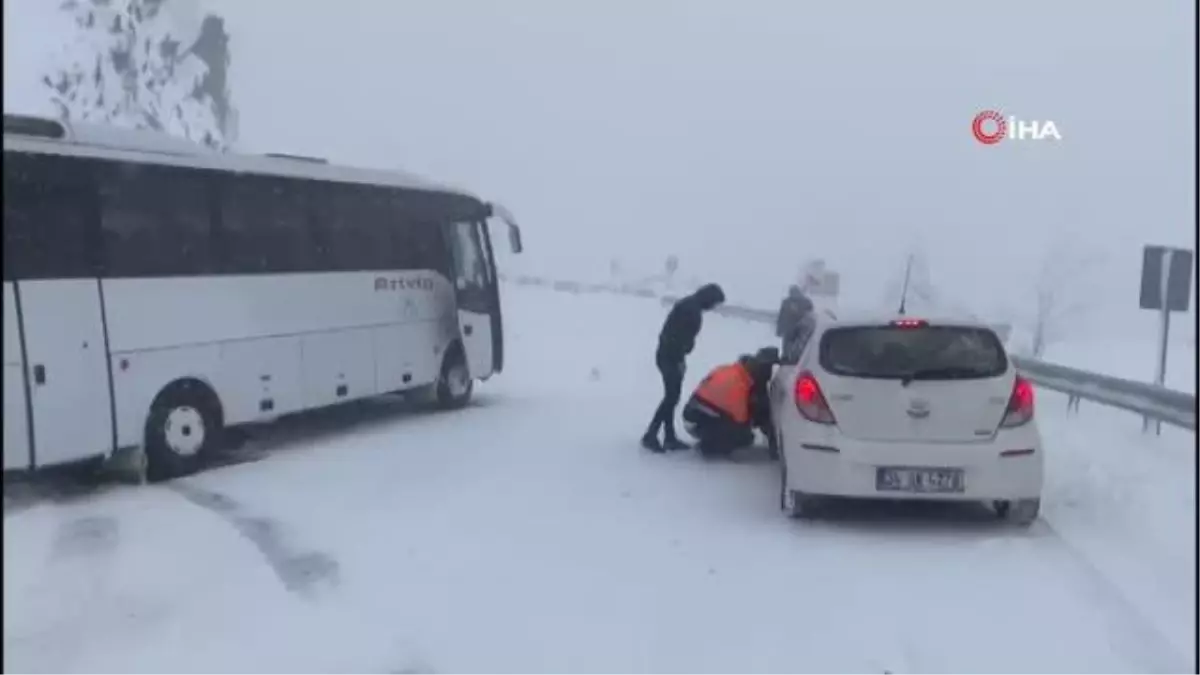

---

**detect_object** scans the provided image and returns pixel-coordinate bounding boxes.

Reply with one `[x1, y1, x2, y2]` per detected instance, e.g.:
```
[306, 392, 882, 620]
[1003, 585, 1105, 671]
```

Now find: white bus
[2, 114, 524, 481]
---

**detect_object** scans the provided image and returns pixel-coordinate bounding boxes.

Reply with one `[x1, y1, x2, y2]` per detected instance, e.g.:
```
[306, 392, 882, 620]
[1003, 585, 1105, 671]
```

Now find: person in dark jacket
[776, 286, 815, 360]
[682, 347, 779, 458]
[642, 283, 726, 452]
[775, 285, 814, 340]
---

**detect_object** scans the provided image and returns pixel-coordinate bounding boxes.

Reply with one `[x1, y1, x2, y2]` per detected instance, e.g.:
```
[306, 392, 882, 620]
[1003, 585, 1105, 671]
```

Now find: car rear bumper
[782, 433, 1043, 501]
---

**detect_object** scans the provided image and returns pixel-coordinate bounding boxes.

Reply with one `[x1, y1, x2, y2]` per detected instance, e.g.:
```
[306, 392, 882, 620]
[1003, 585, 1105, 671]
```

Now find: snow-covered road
[4, 284, 1196, 674]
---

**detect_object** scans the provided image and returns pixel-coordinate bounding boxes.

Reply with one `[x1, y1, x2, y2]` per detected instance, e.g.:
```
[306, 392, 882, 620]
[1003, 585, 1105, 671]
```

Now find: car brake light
[891, 318, 928, 328]
[1000, 375, 1034, 428]
[794, 371, 836, 425]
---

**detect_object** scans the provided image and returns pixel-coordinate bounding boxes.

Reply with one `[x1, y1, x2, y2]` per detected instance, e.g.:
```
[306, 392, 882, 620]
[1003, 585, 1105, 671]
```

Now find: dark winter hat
[695, 283, 726, 309]
[755, 346, 781, 364]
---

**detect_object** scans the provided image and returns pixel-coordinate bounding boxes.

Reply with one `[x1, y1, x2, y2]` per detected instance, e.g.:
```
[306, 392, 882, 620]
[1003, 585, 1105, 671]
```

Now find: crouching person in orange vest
[682, 347, 780, 458]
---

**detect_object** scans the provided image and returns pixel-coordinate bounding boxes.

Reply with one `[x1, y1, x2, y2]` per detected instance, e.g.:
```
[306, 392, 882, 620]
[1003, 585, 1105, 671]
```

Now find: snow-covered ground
[1042, 337, 1196, 393]
[3, 284, 1195, 673]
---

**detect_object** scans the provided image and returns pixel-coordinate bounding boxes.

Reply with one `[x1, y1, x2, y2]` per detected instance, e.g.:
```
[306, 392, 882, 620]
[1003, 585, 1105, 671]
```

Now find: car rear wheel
[780, 461, 817, 519]
[994, 498, 1040, 526]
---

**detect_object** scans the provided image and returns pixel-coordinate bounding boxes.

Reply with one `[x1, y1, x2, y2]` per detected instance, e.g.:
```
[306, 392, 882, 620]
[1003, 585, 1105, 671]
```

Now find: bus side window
[318, 183, 396, 272]
[220, 175, 314, 274]
[3, 151, 100, 280]
[99, 160, 215, 278]
[386, 194, 448, 275]
[394, 220, 441, 274]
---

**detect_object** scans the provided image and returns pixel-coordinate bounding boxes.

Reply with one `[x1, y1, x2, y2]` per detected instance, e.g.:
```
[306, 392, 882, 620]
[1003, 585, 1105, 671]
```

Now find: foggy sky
[5, 0, 1196, 341]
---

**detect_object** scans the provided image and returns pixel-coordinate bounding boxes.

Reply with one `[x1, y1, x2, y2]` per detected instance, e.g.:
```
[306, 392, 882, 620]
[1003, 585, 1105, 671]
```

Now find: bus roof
[2, 114, 488, 210]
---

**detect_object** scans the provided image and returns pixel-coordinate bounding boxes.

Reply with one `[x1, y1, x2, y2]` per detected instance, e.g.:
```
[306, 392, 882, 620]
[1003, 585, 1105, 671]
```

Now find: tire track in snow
[1033, 518, 1192, 674]
[780, 501, 1184, 673]
[4, 513, 122, 673]
[168, 482, 340, 598]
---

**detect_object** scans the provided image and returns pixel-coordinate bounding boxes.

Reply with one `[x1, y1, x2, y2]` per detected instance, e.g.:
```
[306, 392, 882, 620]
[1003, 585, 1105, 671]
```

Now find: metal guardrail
[499, 275, 1195, 429]
[1011, 358, 1196, 430]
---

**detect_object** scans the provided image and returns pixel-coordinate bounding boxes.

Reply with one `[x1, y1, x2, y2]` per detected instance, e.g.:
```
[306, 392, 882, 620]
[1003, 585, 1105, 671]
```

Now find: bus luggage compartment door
[17, 279, 114, 468]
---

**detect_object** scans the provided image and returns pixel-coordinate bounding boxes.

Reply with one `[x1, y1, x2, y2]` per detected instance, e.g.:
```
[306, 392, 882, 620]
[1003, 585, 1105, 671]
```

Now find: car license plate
[876, 467, 964, 494]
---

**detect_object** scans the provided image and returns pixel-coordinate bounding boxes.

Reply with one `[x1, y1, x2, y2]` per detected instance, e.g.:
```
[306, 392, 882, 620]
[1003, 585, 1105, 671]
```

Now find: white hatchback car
[769, 314, 1044, 525]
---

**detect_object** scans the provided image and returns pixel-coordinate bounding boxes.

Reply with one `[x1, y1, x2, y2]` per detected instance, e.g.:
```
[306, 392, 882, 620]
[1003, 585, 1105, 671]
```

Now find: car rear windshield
[818, 325, 1008, 380]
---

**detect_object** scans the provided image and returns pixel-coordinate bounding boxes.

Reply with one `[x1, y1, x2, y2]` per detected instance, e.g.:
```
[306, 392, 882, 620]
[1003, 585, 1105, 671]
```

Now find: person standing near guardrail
[642, 282, 726, 453]
[776, 285, 814, 357]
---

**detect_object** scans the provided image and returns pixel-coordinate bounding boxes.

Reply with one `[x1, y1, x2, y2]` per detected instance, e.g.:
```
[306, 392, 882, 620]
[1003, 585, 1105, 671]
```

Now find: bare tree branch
[1028, 236, 1107, 355]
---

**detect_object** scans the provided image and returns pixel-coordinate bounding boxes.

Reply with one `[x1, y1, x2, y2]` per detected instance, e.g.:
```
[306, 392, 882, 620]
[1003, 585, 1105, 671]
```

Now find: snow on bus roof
[3, 118, 483, 202]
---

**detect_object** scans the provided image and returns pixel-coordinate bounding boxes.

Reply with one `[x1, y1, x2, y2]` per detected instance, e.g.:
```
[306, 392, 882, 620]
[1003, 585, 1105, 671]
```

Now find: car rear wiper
[898, 367, 992, 386]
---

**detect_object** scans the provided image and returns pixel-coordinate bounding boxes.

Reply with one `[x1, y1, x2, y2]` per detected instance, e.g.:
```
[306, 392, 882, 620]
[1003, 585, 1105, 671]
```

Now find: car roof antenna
[897, 253, 914, 316]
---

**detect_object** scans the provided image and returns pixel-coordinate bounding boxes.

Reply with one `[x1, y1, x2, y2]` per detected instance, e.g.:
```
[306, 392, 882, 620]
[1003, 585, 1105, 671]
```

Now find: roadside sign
[1139, 245, 1193, 312]
[1137, 244, 1194, 435]
[800, 259, 840, 298]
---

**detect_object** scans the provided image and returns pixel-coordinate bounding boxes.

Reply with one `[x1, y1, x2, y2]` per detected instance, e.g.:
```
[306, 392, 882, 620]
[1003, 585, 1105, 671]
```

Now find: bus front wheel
[435, 347, 473, 409]
[144, 380, 223, 482]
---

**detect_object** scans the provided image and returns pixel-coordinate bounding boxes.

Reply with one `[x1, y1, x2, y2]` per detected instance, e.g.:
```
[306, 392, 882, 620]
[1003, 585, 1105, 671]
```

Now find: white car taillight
[1000, 375, 1035, 428]
[794, 371, 836, 425]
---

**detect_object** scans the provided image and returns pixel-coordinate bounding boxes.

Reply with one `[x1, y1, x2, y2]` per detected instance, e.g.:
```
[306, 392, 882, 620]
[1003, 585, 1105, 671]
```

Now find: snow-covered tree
[1027, 242, 1102, 358]
[41, 0, 236, 149]
[188, 14, 237, 145]
[664, 255, 679, 278]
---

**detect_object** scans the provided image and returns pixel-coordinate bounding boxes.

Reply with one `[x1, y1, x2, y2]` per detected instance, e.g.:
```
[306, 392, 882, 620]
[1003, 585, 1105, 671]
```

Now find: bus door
[477, 222, 504, 373]
[16, 280, 114, 469]
[3, 150, 114, 470]
[3, 282, 31, 471]
[446, 220, 497, 380]
[483, 203, 524, 375]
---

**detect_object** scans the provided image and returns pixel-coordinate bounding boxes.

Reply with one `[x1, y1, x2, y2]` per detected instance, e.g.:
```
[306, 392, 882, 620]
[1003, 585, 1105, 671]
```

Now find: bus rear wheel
[144, 381, 222, 482]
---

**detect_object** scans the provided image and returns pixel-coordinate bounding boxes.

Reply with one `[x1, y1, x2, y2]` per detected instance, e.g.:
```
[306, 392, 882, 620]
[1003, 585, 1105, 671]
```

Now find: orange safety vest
[693, 363, 753, 424]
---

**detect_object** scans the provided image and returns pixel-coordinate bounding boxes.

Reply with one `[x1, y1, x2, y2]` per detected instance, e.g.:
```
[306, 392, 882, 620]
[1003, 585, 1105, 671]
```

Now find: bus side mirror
[508, 225, 523, 254]
[488, 202, 524, 254]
